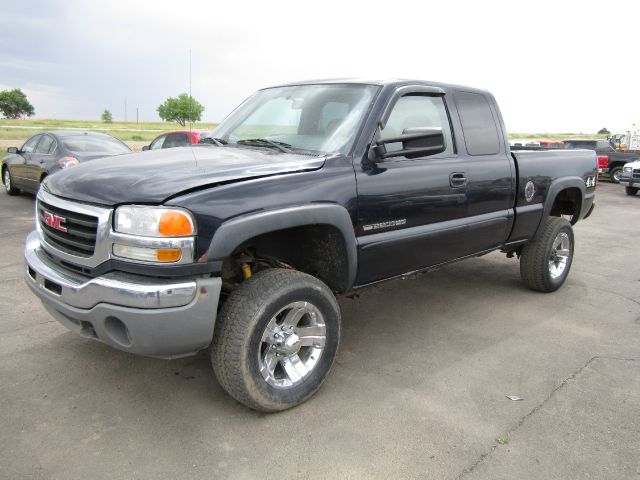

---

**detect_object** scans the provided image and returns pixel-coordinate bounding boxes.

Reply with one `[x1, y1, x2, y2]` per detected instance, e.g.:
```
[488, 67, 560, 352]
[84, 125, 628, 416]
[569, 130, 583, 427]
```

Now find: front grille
[38, 200, 99, 257]
[633, 168, 640, 180]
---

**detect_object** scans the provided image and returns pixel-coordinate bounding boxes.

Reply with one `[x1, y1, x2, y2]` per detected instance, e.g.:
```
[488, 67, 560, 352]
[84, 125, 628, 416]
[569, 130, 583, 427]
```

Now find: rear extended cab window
[454, 91, 501, 156]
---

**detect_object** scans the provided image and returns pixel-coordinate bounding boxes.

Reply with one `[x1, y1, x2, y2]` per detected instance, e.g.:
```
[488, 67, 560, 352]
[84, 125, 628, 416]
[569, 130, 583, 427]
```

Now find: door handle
[449, 172, 467, 188]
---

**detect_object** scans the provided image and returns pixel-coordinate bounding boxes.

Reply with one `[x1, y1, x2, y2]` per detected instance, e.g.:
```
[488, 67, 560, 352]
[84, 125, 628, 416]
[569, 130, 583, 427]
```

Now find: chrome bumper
[25, 230, 222, 358]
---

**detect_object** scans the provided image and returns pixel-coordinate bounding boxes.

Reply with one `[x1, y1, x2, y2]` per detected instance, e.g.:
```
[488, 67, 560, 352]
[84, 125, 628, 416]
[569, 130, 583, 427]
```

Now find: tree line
[1, 88, 204, 126]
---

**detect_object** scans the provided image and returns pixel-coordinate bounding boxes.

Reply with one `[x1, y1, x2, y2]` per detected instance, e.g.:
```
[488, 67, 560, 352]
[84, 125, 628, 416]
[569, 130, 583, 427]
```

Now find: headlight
[623, 167, 632, 173]
[58, 156, 79, 168]
[114, 206, 195, 237]
[112, 206, 196, 263]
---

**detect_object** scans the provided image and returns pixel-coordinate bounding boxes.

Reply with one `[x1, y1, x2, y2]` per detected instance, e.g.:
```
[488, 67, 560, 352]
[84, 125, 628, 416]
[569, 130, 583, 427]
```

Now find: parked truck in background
[620, 160, 640, 196]
[562, 139, 640, 183]
[21, 79, 596, 411]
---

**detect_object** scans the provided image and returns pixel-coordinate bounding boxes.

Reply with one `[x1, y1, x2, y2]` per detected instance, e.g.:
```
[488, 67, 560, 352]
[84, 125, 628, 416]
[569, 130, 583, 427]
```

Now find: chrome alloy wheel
[259, 301, 326, 388]
[549, 232, 571, 279]
[4, 169, 10, 192]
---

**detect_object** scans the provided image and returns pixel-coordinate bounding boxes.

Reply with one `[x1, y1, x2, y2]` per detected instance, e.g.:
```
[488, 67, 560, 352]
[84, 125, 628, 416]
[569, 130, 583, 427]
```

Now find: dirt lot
[0, 182, 638, 480]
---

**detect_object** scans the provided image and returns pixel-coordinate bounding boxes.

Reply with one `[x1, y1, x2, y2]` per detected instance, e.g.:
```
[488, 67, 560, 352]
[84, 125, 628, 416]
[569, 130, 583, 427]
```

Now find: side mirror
[7, 147, 18, 154]
[372, 127, 446, 161]
[142, 146, 150, 151]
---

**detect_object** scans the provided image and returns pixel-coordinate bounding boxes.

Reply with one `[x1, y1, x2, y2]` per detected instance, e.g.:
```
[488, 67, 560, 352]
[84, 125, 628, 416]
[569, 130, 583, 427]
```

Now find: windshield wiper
[236, 138, 293, 154]
[199, 137, 226, 147]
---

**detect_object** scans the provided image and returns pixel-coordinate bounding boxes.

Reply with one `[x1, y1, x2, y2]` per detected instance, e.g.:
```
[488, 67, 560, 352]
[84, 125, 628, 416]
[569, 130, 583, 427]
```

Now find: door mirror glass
[7, 147, 18, 154]
[142, 145, 150, 151]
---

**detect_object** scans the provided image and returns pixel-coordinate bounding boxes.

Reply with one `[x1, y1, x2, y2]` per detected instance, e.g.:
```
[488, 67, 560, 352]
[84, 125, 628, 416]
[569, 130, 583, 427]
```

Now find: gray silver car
[2, 131, 131, 195]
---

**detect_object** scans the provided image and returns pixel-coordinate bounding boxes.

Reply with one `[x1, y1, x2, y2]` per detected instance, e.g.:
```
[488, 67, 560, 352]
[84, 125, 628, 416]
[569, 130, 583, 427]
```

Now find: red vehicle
[143, 130, 208, 151]
[538, 140, 564, 149]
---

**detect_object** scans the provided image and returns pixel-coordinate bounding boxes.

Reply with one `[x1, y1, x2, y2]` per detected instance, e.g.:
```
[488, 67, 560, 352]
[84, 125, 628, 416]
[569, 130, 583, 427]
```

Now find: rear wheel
[625, 186, 638, 196]
[520, 217, 574, 292]
[211, 268, 341, 412]
[610, 166, 622, 184]
[3, 167, 20, 196]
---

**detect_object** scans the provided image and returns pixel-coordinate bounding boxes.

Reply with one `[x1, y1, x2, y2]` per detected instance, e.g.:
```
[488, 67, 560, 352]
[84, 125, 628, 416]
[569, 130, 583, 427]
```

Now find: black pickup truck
[23, 79, 596, 412]
[562, 139, 640, 183]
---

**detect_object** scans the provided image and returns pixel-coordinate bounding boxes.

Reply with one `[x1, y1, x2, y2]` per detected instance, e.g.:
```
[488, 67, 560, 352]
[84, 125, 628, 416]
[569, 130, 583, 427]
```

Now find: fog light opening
[104, 316, 132, 347]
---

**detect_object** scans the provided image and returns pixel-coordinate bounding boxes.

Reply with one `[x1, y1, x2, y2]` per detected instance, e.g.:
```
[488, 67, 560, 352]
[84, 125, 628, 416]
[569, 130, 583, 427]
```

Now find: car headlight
[114, 206, 195, 237]
[623, 166, 632, 173]
[58, 156, 79, 168]
[112, 206, 196, 263]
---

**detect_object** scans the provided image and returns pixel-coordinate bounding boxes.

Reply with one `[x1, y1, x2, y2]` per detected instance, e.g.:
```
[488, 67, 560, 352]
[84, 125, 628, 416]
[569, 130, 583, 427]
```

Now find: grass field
[0, 118, 607, 145]
[0, 118, 218, 142]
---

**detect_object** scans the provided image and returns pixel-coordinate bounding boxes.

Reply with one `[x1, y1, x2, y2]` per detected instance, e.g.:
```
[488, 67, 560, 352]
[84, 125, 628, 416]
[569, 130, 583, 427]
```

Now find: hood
[43, 146, 325, 205]
[624, 160, 640, 168]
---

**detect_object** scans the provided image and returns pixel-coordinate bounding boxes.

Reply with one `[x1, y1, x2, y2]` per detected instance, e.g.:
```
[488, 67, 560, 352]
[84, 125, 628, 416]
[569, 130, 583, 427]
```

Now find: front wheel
[520, 217, 574, 292]
[610, 166, 622, 184]
[625, 186, 638, 196]
[211, 268, 341, 412]
[3, 167, 20, 196]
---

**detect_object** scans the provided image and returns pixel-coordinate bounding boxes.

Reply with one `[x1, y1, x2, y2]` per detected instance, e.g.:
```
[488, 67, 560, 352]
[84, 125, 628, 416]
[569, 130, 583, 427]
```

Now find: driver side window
[150, 135, 167, 150]
[381, 95, 454, 156]
[22, 135, 40, 153]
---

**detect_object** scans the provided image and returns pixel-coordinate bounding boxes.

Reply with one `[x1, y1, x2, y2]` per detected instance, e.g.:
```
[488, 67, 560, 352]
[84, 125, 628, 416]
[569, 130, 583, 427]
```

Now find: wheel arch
[207, 204, 358, 292]
[535, 177, 585, 236]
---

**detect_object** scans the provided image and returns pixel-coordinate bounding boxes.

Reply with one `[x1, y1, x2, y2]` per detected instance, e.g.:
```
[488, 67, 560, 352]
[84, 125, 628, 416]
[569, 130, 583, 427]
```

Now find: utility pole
[189, 49, 192, 132]
[124, 97, 127, 122]
[136, 108, 139, 125]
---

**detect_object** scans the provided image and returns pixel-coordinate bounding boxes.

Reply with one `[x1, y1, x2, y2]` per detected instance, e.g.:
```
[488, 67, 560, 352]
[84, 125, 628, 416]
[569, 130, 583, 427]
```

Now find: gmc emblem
[43, 211, 67, 233]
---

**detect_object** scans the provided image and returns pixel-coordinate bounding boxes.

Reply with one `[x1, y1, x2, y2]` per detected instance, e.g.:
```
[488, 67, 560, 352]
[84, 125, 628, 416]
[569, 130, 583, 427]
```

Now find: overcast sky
[2, 0, 639, 133]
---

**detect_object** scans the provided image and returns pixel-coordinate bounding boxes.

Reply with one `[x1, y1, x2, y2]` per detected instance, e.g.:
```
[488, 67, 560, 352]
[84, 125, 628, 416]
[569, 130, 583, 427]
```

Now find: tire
[211, 268, 341, 412]
[3, 167, 20, 196]
[625, 186, 638, 196]
[520, 217, 574, 293]
[609, 166, 622, 184]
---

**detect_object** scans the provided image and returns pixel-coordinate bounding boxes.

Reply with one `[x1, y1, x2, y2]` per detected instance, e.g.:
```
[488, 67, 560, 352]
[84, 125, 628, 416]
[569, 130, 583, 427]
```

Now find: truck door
[354, 90, 469, 284]
[451, 91, 514, 255]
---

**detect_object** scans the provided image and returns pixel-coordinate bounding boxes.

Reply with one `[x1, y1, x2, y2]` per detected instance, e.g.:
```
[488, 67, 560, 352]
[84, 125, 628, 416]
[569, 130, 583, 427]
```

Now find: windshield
[62, 135, 131, 154]
[209, 84, 378, 155]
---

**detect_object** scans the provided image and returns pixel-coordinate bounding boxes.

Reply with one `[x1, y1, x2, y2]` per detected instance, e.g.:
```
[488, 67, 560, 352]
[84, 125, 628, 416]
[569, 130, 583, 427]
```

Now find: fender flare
[535, 177, 586, 236]
[207, 203, 358, 289]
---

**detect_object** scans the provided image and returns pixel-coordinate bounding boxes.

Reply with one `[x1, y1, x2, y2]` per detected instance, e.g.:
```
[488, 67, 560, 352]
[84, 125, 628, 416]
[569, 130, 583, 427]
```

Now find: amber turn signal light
[156, 249, 182, 262]
[159, 211, 193, 236]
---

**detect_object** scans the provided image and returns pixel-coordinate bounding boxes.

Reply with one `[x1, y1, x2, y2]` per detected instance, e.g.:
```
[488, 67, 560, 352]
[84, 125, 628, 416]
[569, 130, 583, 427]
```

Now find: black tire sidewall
[243, 277, 340, 409]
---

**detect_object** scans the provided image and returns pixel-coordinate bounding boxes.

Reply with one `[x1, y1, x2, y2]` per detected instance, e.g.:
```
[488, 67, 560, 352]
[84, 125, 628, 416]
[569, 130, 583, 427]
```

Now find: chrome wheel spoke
[264, 350, 279, 373]
[282, 305, 307, 327]
[296, 325, 326, 347]
[281, 355, 309, 383]
[260, 317, 280, 343]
